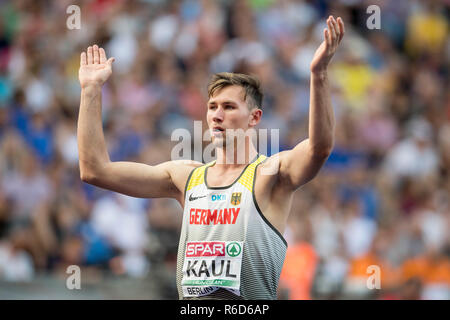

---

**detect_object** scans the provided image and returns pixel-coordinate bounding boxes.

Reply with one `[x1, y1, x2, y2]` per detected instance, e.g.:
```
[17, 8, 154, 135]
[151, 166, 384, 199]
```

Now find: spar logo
[226, 242, 241, 257]
[186, 242, 225, 257]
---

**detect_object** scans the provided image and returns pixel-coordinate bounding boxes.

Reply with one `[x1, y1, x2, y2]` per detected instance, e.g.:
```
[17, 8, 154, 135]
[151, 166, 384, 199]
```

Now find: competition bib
[181, 241, 243, 297]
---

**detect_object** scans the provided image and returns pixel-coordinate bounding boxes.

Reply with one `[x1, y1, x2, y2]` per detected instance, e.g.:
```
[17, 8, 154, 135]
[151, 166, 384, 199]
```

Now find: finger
[87, 46, 93, 64]
[93, 44, 100, 64]
[106, 57, 115, 67]
[327, 17, 337, 45]
[324, 28, 331, 48]
[99, 47, 107, 64]
[337, 17, 345, 42]
[327, 18, 336, 45]
[80, 52, 86, 66]
[332, 16, 340, 44]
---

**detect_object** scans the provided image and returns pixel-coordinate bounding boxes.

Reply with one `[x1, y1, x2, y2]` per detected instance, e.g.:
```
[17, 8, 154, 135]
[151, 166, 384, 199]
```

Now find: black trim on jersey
[204, 154, 259, 190]
[183, 166, 198, 204]
[252, 158, 288, 248]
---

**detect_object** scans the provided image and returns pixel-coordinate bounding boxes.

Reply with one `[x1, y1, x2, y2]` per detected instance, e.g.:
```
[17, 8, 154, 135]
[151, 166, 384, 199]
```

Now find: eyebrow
[207, 100, 238, 106]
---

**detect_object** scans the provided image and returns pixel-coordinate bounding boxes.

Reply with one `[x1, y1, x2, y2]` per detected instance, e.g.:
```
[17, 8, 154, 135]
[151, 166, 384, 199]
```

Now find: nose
[212, 107, 224, 123]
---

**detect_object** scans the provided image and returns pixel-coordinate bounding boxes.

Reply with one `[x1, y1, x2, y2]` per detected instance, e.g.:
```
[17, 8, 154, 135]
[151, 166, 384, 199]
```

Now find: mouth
[212, 126, 225, 132]
[211, 126, 225, 138]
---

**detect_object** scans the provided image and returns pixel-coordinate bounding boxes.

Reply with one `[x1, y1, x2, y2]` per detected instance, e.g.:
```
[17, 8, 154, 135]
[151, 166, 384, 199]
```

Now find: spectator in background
[0, 0, 448, 299]
[401, 245, 450, 300]
[0, 226, 35, 282]
[280, 215, 318, 300]
[1, 145, 53, 223]
[383, 117, 439, 182]
[339, 197, 377, 259]
[343, 228, 400, 299]
[90, 193, 150, 278]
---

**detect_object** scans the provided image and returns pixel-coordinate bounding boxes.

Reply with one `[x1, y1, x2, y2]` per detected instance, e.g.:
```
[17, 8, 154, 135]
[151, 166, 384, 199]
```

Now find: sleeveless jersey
[176, 154, 288, 300]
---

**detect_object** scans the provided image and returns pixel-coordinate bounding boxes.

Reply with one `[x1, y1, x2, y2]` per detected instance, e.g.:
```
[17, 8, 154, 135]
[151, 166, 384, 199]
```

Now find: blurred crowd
[0, 0, 449, 300]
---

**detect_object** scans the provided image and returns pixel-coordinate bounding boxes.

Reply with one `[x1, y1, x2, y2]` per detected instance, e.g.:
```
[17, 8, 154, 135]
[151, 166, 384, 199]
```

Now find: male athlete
[78, 16, 345, 299]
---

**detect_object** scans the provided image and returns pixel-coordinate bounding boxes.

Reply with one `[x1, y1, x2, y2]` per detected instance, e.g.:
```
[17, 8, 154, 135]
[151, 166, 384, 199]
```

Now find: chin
[211, 136, 225, 147]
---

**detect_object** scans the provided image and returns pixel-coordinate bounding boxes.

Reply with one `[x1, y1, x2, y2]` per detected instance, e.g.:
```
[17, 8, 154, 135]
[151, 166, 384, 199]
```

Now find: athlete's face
[206, 85, 261, 146]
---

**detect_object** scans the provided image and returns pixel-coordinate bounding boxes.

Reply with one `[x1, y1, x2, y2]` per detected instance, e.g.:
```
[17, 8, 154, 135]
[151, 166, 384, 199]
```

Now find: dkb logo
[211, 194, 227, 202]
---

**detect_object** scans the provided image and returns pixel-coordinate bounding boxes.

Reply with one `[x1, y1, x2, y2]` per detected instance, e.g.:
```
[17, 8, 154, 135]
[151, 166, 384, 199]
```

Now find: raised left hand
[310, 16, 345, 74]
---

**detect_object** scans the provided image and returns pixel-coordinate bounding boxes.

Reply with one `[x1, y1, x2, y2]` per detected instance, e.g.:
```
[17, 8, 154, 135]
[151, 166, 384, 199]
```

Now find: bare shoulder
[167, 159, 204, 171]
[257, 151, 289, 183]
[166, 159, 204, 177]
[166, 159, 204, 197]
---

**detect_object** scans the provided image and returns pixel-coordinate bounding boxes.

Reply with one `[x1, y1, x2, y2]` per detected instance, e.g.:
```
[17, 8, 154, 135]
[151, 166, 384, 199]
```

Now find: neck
[214, 138, 258, 168]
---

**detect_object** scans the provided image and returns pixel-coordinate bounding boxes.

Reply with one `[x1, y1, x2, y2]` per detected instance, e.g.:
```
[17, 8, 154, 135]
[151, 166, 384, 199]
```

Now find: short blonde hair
[207, 72, 263, 110]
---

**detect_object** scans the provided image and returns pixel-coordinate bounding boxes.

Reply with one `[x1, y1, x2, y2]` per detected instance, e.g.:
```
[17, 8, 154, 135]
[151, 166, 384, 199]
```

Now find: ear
[249, 108, 262, 127]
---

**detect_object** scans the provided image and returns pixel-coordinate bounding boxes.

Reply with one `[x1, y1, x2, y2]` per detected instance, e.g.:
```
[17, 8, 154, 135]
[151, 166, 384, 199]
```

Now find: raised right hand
[79, 45, 115, 89]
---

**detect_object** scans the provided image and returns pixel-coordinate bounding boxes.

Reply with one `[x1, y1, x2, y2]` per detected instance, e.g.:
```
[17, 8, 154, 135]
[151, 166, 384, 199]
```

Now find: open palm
[79, 45, 115, 89]
[310, 16, 345, 73]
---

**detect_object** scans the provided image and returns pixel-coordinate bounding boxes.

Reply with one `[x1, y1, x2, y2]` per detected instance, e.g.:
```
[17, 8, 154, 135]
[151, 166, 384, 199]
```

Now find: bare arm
[77, 83, 109, 180]
[278, 16, 345, 189]
[77, 45, 192, 200]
